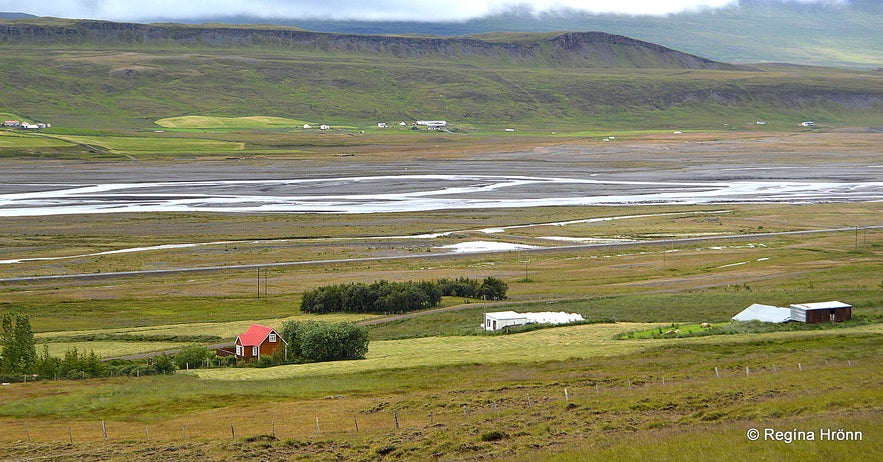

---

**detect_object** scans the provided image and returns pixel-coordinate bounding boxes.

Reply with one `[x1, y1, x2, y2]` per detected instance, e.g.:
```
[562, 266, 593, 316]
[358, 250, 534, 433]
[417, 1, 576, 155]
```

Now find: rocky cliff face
[0, 20, 736, 69]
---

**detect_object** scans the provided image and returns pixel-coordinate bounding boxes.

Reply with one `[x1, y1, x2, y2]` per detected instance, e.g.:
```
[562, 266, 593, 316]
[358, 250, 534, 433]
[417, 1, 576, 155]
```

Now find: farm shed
[790, 301, 852, 323]
[732, 303, 792, 323]
[484, 311, 529, 331]
[483, 311, 584, 331]
[235, 324, 287, 360]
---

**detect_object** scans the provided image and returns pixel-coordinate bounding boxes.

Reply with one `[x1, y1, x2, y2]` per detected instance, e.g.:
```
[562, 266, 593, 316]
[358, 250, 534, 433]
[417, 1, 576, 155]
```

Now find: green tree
[281, 320, 368, 363]
[174, 344, 211, 369]
[479, 277, 509, 300]
[152, 353, 176, 374]
[0, 313, 37, 375]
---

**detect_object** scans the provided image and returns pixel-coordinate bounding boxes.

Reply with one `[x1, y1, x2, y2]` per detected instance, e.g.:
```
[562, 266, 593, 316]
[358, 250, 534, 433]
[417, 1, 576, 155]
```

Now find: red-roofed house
[235, 324, 287, 361]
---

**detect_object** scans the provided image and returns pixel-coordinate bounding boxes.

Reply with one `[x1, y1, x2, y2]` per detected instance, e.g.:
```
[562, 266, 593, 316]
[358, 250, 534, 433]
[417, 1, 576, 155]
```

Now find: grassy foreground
[0, 324, 879, 461]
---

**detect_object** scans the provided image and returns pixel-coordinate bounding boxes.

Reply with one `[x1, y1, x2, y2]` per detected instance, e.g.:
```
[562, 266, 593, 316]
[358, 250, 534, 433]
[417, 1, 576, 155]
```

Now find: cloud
[2, 0, 852, 22]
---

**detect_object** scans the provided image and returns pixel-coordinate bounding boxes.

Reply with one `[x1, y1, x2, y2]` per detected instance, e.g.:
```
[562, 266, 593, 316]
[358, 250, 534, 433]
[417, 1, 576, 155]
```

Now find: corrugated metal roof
[732, 303, 791, 323]
[790, 301, 852, 310]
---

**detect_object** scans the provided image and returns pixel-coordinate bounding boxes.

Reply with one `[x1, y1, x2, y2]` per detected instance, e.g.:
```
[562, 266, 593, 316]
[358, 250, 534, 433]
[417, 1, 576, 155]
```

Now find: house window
[269, 333, 277, 342]
[252, 346, 259, 356]
[236, 345, 243, 356]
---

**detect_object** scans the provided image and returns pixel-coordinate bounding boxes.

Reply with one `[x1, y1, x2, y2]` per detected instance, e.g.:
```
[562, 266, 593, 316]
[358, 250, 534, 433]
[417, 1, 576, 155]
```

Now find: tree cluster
[300, 277, 507, 314]
[0, 313, 36, 376]
[280, 320, 369, 362]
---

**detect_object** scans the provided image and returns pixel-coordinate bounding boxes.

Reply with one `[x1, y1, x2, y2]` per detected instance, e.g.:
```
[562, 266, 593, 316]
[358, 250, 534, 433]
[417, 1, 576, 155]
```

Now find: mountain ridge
[0, 19, 736, 70]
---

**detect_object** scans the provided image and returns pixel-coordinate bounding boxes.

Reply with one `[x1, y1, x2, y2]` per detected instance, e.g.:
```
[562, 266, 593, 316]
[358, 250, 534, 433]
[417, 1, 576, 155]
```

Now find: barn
[235, 324, 287, 360]
[790, 301, 852, 323]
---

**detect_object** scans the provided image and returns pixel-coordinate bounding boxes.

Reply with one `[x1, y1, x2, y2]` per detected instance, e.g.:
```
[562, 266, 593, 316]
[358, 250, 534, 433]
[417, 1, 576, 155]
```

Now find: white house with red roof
[234, 324, 287, 361]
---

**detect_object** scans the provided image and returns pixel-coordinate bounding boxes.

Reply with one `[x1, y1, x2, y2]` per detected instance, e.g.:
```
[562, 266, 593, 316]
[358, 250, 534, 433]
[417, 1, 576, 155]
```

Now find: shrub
[174, 344, 212, 369]
[281, 320, 369, 363]
[480, 430, 509, 442]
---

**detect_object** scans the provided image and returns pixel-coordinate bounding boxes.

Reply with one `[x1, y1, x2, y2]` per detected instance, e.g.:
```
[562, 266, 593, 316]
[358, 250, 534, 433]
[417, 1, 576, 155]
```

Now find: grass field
[154, 116, 311, 129]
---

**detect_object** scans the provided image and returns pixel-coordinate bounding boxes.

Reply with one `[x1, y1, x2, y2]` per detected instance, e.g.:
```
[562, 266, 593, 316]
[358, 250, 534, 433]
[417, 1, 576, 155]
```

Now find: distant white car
[800, 121, 815, 127]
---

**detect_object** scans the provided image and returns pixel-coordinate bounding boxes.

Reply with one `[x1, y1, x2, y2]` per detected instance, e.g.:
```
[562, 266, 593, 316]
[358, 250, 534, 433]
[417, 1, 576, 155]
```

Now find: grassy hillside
[0, 43, 880, 133]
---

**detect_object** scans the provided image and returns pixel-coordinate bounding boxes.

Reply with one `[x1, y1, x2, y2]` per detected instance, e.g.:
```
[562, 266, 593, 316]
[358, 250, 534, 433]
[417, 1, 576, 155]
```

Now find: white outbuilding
[731, 303, 792, 323]
[483, 311, 584, 331]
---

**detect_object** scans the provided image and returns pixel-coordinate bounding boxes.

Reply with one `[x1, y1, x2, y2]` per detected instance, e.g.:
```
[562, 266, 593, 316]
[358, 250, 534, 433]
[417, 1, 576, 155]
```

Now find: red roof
[236, 324, 277, 347]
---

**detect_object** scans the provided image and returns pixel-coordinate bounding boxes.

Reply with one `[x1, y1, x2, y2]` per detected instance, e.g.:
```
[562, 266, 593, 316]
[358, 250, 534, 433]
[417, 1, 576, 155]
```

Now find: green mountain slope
[0, 20, 880, 131]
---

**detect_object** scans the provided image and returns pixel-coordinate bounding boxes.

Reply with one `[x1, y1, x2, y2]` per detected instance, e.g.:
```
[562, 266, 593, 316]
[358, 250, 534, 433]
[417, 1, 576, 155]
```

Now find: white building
[731, 303, 791, 323]
[483, 311, 585, 331]
[416, 120, 447, 129]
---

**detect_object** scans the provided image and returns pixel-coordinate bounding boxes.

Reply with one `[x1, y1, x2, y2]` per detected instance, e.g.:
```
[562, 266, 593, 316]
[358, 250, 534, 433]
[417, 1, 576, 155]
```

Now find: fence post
[564, 388, 569, 402]
[102, 420, 108, 442]
[182, 425, 187, 442]
[463, 405, 467, 417]
[394, 410, 399, 429]
[145, 425, 150, 443]
[429, 411, 434, 423]
[231, 424, 235, 440]
[715, 367, 720, 378]
[316, 416, 321, 433]
[272, 422, 275, 438]
[746, 366, 750, 378]
[662, 376, 665, 386]
[68, 426, 73, 443]
[798, 363, 802, 371]
[24, 423, 30, 442]
[526, 394, 532, 408]
[354, 416, 360, 432]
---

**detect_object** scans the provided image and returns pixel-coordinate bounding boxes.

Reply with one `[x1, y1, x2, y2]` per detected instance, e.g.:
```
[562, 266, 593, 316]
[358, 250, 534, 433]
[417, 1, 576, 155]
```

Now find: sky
[1, 0, 850, 22]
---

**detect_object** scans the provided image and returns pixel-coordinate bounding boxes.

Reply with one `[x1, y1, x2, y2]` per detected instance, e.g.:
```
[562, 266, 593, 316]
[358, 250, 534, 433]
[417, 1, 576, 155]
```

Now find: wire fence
[0, 357, 867, 444]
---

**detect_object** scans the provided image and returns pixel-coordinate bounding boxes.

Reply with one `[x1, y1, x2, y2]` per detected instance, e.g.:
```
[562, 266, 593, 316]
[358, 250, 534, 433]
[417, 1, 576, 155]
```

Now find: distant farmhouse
[3, 120, 50, 129]
[415, 120, 447, 130]
[234, 324, 287, 361]
[732, 301, 852, 324]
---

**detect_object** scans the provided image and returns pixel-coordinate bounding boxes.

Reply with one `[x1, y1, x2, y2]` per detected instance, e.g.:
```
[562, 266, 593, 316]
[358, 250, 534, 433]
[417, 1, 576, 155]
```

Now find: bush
[174, 344, 211, 369]
[281, 321, 369, 363]
[480, 430, 509, 442]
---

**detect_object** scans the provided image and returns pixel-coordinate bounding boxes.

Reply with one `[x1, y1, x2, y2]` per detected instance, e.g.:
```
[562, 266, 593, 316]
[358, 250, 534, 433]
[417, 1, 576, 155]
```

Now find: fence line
[0, 358, 864, 444]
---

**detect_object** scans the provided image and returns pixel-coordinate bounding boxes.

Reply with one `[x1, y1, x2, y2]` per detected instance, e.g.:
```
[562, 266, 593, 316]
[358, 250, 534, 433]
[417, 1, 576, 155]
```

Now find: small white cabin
[483, 311, 585, 331]
[484, 311, 529, 331]
[319, 124, 330, 130]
